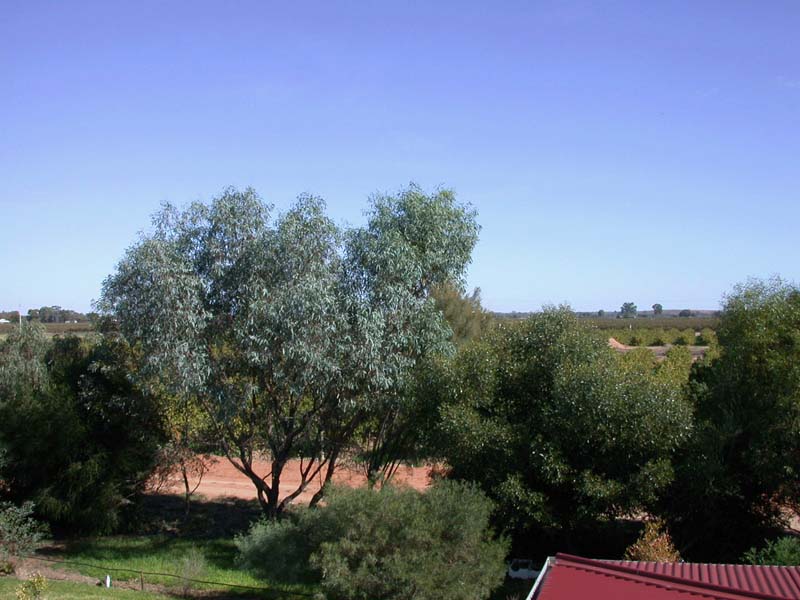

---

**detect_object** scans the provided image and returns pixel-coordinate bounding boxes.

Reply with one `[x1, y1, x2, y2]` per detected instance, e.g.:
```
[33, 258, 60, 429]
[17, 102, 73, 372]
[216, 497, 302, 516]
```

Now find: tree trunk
[309, 448, 340, 507]
[181, 464, 191, 518]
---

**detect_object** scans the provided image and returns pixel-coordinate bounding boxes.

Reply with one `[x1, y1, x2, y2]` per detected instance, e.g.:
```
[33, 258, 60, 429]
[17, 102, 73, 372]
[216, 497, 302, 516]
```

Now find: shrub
[673, 329, 695, 346]
[15, 572, 46, 600]
[657, 346, 693, 385]
[743, 537, 800, 566]
[696, 328, 717, 346]
[663, 278, 800, 561]
[624, 520, 680, 562]
[0, 502, 48, 573]
[237, 480, 508, 600]
[619, 348, 657, 374]
[649, 328, 667, 346]
[0, 333, 165, 533]
[434, 310, 693, 546]
[629, 333, 644, 346]
[178, 546, 207, 596]
[236, 512, 318, 583]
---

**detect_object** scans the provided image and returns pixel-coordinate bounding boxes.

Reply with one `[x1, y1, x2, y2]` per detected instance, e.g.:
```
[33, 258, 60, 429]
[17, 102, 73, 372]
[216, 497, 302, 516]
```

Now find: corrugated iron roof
[529, 554, 800, 600]
[606, 559, 800, 599]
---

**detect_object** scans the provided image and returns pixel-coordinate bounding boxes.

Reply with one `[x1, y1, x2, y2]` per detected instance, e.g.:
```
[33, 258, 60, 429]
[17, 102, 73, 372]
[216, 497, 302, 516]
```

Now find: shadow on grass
[38, 495, 316, 599]
[135, 494, 264, 539]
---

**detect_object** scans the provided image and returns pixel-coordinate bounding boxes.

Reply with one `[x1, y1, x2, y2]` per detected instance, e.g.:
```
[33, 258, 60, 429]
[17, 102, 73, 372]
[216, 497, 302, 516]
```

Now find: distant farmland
[494, 313, 719, 331]
[579, 316, 720, 331]
[0, 321, 95, 339]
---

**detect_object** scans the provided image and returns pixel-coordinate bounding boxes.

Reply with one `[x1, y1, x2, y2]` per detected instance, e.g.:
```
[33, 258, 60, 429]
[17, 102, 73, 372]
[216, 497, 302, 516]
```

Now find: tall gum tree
[100, 185, 478, 517]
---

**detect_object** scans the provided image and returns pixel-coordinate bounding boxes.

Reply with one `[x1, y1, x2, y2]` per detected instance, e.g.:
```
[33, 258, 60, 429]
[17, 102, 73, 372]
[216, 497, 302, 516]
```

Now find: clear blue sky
[2, 1, 798, 314]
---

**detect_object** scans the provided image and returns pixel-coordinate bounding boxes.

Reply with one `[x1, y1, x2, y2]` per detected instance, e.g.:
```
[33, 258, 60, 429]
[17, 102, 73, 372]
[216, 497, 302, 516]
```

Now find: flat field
[0, 322, 94, 340]
[579, 316, 719, 330]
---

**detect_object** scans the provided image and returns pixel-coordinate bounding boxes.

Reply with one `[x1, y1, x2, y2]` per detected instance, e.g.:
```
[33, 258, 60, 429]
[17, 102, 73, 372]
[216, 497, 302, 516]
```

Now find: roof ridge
[554, 554, 796, 600]
[607, 559, 800, 570]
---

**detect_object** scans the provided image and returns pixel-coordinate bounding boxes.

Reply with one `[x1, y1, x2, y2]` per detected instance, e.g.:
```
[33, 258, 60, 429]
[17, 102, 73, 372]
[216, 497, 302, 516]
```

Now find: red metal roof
[530, 554, 800, 600]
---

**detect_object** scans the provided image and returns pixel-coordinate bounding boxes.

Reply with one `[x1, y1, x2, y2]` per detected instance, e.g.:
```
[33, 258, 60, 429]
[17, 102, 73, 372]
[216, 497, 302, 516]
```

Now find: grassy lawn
[40, 535, 316, 599]
[0, 576, 171, 599]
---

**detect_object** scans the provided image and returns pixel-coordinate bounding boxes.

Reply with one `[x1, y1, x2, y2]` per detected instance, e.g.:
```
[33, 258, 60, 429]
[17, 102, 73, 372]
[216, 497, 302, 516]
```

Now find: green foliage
[0, 501, 48, 572]
[15, 572, 46, 600]
[237, 481, 508, 600]
[178, 546, 208, 596]
[743, 537, 800, 566]
[581, 316, 719, 331]
[696, 327, 717, 346]
[100, 185, 478, 517]
[673, 328, 695, 346]
[431, 282, 492, 345]
[607, 326, 710, 347]
[432, 309, 693, 547]
[620, 302, 638, 318]
[32, 306, 89, 324]
[353, 363, 442, 486]
[652, 303, 663, 315]
[656, 345, 693, 385]
[354, 282, 492, 485]
[0, 324, 51, 401]
[663, 278, 800, 561]
[0, 332, 165, 533]
[236, 514, 316, 583]
[618, 347, 658, 374]
[618, 345, 692, 388]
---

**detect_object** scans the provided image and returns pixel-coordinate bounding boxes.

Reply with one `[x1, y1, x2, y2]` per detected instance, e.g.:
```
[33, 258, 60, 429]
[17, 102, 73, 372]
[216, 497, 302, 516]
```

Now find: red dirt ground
[161, 456, 433, 504]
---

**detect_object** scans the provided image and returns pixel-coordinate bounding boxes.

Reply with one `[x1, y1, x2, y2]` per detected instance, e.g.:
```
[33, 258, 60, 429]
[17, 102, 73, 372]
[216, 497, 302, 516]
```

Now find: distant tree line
[1, 307, 95, 324]
[27, 306, 94, 323]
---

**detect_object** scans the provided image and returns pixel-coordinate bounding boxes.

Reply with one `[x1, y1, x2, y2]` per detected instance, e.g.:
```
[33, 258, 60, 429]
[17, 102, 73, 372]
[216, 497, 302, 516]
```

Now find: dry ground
[160, 456, 433, 503]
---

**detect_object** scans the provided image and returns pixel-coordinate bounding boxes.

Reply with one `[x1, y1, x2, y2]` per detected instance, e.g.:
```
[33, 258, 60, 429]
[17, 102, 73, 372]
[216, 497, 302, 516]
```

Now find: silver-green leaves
[100, 184, 478, 516]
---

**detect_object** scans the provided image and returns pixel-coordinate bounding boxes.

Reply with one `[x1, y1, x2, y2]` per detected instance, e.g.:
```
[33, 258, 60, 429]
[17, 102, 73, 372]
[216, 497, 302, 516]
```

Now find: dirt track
[162, 456, 433, 503]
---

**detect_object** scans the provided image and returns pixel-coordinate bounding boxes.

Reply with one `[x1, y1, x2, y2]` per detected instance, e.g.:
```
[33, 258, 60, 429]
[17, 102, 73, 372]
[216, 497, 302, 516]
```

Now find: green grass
[0, 576, 171, 599]
[41, 535, 315, 599]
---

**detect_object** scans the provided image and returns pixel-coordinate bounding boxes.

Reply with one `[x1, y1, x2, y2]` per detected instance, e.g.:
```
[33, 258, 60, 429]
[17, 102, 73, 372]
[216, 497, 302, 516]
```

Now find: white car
[507, 558, 540, 580]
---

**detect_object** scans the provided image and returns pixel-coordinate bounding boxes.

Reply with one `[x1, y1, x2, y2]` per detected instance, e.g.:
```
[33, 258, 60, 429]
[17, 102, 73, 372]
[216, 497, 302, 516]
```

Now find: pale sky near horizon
[2, 1, 798, 314]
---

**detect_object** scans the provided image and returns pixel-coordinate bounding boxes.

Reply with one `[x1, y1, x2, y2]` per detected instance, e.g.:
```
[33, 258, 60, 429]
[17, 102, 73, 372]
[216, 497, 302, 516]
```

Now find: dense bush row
[607, 327, 718, 347]
[581, 316, 720, 331]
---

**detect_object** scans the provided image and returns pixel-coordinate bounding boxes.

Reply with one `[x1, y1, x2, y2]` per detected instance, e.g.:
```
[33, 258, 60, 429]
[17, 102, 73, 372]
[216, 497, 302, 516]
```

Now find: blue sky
[2, 1, 798, 313]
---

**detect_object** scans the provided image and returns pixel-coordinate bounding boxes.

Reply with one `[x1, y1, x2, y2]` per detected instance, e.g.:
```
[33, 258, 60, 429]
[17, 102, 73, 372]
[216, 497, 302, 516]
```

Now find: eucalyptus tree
[100, 185, 478, 517]
[620, 302, 638, 318]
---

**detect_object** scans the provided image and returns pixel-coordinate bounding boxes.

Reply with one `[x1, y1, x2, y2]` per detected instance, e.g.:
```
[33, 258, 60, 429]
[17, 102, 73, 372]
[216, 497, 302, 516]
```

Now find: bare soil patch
[160, 457, 433, 503]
